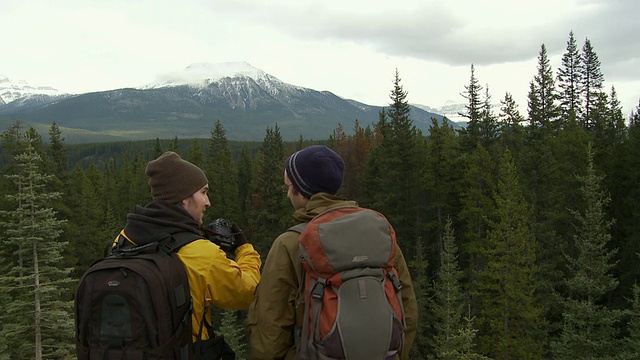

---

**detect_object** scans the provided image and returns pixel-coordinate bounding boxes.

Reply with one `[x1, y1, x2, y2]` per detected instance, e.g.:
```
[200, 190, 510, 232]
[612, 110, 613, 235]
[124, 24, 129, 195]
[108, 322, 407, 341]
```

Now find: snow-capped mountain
[0, 75, 63, 104]
[412, 101, 468, 124]
[145, 61, 301, 96]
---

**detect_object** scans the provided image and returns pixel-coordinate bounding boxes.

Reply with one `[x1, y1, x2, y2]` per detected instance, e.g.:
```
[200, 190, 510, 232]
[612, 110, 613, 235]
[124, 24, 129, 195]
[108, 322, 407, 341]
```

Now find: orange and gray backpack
[291, 206, 406, 360]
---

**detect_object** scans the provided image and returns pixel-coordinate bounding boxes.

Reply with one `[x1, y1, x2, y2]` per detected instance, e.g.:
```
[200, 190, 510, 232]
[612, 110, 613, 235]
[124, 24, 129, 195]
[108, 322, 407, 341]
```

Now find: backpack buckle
[388, 272, 403, 292]
[161, 242, 174, 254]
[311, 278, 327, 299]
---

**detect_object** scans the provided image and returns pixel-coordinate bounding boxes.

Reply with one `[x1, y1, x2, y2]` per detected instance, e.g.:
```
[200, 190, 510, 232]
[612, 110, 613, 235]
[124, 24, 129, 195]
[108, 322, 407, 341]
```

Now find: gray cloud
[216, 0, 639, 78]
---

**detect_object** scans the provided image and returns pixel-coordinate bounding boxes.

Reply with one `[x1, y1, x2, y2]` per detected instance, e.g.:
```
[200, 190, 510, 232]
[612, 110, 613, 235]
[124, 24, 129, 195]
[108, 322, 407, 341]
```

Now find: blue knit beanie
[285, 145, 344, 199]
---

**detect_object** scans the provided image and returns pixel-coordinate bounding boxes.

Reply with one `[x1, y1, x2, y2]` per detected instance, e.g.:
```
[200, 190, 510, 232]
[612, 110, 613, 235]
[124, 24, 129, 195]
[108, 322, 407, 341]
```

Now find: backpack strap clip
[311, 278, 327, 300]
[388, 272, 403, 292]
[161, 239, 176, 254]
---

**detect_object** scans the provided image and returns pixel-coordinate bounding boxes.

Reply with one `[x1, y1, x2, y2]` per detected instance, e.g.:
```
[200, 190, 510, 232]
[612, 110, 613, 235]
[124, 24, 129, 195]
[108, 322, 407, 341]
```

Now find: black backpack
[75, 232, 234, 360]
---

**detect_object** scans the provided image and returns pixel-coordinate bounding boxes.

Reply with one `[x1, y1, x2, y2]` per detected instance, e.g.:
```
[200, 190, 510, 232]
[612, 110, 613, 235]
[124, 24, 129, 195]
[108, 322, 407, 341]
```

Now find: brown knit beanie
[145, 151, 208, 203]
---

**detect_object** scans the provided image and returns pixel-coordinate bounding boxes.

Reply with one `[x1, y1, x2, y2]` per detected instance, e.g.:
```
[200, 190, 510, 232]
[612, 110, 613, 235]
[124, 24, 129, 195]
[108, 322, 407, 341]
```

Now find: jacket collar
[292, 192, 358, 223]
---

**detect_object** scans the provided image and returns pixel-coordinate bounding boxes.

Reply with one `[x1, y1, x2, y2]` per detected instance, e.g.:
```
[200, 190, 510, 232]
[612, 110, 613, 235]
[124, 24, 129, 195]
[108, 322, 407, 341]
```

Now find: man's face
[181, 184, 211, 225]
[284, 170, 308, 210]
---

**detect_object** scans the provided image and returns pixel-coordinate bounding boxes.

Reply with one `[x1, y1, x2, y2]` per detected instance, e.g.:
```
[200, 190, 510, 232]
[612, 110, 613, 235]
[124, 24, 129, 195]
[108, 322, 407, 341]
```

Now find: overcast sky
[3, 0, 639, 116]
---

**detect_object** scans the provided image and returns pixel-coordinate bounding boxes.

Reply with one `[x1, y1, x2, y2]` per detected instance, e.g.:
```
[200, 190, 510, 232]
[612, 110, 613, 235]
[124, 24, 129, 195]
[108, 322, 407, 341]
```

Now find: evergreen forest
[2, 32, 640, 359]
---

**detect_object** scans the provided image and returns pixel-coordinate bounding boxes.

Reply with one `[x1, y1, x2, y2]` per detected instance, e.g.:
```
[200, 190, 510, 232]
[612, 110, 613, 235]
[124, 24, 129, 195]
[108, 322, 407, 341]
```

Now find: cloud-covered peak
[146, 61, 279, 89]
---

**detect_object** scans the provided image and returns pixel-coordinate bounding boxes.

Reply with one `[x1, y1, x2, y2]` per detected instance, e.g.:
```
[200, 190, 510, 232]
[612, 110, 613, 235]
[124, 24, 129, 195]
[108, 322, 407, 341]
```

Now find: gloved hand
[230, 223, 248, 252]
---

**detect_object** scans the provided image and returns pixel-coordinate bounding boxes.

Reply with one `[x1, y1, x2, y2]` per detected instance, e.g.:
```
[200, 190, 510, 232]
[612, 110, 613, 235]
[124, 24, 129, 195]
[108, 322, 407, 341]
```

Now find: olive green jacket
[248, 193, 418, 359]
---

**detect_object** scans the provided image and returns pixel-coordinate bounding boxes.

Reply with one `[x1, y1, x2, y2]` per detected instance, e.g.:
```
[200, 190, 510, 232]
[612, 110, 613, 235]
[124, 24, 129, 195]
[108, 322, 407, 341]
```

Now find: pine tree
[457, 143, 495, 318]
[408, 237, 430, 358]
[475, 150, 544, 359]
[73, 164, 110, 272]
[423, 118, 462, 264]
[361, 70, 425, 255]
[47, 123, 69, 177]
[581, 38, 605, 129]
[528, 44, 560, 132]
[623, 284, 640, 358]
[613, 100, 640, 308]
[478, 84, 499, 147]
[551, 144, 623, 359]
[433, 218, 487, 359]
[499, 92, 525, 130]
[168, 135, 180, 153]
[333, 119, 373, 200]
[458, 64, 484, 149]
[630, 99, 640, 126]
[236, 146, 253, 221]
[557, 31, 583, 123]
[130, 151, 151, 207]
[187, 138, 206, 169]
[383, 69, 425, 253]
[245, 125, 289, 258]
[153, 137, 163, 158]
[205, 120, 243, 225]
[45, 122, 76, 281]
[0, 129, 74, 359]
[359, 109, 389, 208]
[497, 92, 526, 157]
[219, 310, 247, 359]
[597, 87, 627, 245]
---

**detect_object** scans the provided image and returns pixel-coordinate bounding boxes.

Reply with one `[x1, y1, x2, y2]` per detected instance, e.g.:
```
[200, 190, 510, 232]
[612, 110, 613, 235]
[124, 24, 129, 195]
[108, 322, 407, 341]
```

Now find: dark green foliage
[0, 128, 74, 359]
[458, 64, 484, 150]
[623, 284, 640, 357]
[245, 125, 290, 259]
[612, 104, 640, 310]
[475, 150, 545, 358]
[219, 310, 247, 360]
[497, 92, 526, 159]
[409, 237, 430, 359]
[557, 31, 583, 122]
[528, 44, 560, 132]
[581, 38, 605, 129]
[432, 218, 486, 359]
[478, 86, 499, 148]
[457, 143, 495, 312]
[551, 144, 624, 359]
[187, 138, 206, 168]
[423, 118, 462, 269]
[237, 146, 253, 219]
[361, 70, 425, 254]
[205, 121, 243, 225]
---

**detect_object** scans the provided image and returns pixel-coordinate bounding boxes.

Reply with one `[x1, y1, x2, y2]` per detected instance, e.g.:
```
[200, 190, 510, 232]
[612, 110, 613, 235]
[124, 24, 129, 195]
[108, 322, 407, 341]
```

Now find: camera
[202, 218, 236, 251]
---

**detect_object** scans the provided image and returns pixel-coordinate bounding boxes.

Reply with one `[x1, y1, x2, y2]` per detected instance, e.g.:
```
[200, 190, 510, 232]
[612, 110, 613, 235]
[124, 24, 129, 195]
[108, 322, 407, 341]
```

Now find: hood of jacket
[123, 200, 203, 244]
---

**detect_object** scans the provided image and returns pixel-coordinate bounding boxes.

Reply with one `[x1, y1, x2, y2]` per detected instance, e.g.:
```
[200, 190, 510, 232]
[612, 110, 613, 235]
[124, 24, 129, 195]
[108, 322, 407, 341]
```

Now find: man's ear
[179, 197, 189, 207]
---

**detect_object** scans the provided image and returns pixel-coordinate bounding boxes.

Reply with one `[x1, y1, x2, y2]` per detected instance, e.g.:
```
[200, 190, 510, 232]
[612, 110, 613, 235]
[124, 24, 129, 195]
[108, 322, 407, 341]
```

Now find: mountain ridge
[0, 62, 460, 143]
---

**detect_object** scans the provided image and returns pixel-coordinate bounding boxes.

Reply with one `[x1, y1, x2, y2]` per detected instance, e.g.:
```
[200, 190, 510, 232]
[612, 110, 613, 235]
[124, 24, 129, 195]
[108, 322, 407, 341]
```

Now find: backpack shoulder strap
[110, 231, 204, 257]
[161, 232, 204, 254]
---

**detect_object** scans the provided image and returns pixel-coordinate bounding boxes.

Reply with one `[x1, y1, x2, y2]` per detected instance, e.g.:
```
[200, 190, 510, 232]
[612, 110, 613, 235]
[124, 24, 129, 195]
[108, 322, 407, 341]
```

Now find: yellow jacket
[177, 240, 261, 341]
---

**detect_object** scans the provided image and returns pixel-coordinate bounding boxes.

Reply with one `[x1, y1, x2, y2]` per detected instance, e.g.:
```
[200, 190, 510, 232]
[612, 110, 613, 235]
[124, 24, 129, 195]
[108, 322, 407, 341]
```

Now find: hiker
[247, 145, 418, 360]
[115, 151, 261, 348]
